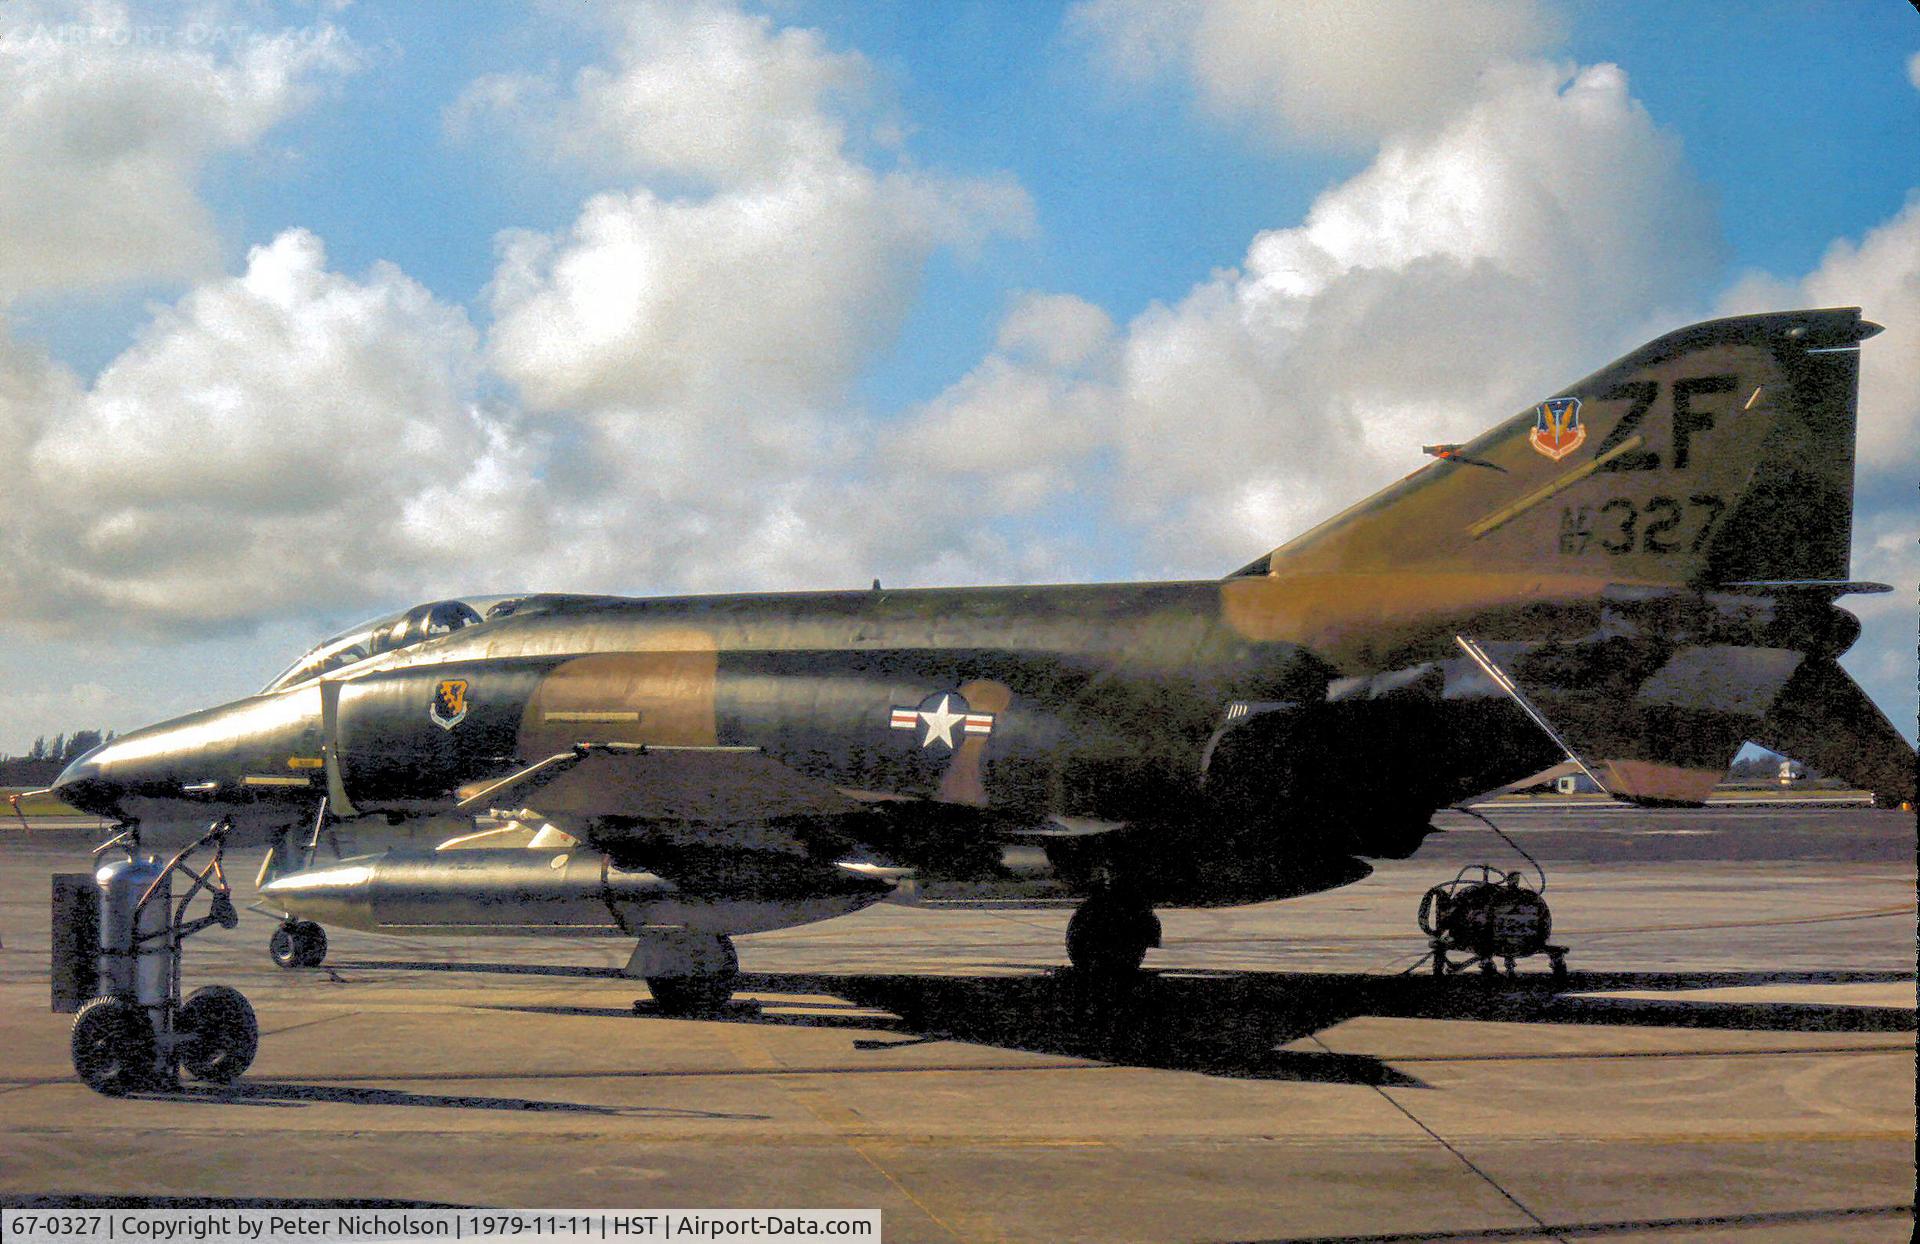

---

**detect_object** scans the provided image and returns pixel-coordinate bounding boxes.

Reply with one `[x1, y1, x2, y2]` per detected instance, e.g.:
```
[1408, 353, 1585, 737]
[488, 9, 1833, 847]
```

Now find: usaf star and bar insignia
[889, 691, 994, 751]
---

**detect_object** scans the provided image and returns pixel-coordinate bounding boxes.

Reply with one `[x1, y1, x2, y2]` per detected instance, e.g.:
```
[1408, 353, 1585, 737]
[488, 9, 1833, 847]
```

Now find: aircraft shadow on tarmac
[342, 960, 1916, 1089]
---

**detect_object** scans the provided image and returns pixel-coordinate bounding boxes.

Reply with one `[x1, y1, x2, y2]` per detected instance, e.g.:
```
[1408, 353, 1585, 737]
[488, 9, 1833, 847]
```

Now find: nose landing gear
[269, 919, 328, 969]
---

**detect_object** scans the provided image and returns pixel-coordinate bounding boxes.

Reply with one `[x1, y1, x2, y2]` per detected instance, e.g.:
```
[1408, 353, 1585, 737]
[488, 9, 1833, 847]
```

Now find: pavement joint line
[261, 1010, 364, 1038]
[1309, 1033, 1569, 1244]
[1229, 1201, 1916, 1243]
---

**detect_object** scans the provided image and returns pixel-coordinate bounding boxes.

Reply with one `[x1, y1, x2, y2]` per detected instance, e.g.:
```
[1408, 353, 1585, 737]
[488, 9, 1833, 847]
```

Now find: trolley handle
[130, 818, 238, 945]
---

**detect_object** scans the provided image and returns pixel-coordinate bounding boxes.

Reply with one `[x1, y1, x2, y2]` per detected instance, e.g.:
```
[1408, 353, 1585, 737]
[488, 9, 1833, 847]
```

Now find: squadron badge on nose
[430, 678, 470, 730]
[889, 691, 994, 751]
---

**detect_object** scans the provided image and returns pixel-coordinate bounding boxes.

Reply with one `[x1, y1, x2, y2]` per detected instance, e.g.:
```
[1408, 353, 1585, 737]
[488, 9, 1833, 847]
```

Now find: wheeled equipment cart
[1418, 863, 1569, 983]
[52, 819, 258, 1094]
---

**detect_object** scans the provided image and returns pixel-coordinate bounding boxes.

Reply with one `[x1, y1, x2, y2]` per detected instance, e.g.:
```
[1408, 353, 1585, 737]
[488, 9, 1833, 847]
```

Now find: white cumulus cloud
[885, 293, 1116, 513]
[1071, 0, 1560, 148]
[488, 166, 1028, 416]
[453, 0, 867, 187]
[478, 0, 1030, 423]
[895, 60, 1720, 572]
[1, 0, 1038, 645]
[0, 0, 359, 302]
[10, 230, 546, 629]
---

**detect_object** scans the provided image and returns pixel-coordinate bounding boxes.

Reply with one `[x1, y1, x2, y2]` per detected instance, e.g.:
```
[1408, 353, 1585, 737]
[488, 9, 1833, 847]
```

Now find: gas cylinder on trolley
[95, 854, 172, 1018]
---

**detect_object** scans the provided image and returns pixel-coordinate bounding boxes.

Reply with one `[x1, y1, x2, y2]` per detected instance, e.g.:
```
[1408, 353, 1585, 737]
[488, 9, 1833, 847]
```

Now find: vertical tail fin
[1229, 309, 1911, 807]
[1254, 308, 1878, 589]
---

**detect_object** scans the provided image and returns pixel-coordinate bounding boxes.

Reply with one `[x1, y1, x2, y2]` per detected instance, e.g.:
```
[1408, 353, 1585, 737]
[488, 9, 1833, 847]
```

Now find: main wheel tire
[647, 937, 738, 1017]
[71, 995, 156, 1096]
[648, 972, 737, 1017]
[1066, 897, 1160, 978]
[178, 985, 259, 1084]
[292, 921, 328, 968]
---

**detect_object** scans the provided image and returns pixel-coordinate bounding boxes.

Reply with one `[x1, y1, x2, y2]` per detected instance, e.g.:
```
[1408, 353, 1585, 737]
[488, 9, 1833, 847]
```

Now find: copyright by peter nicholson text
[2, 1210, 880, 1243]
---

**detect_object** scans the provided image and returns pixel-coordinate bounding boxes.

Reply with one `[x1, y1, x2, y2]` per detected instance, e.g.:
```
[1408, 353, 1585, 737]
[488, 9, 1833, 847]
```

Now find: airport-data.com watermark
[0, 16, 346, 54]
[3, 1210, 883, 1243]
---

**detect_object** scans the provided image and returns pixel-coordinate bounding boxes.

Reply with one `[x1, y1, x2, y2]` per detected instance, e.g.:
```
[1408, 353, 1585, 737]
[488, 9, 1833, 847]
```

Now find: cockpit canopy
[262, 596, 532, 693]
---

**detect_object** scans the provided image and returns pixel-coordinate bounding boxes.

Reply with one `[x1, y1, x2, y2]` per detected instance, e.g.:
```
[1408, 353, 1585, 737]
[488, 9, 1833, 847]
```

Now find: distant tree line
[0, 728, 116, 786]
[21, 729, 116, 764]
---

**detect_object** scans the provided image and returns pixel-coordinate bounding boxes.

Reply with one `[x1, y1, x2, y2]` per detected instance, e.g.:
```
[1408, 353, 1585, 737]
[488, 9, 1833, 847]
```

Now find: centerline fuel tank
[258, 848, 892, 937]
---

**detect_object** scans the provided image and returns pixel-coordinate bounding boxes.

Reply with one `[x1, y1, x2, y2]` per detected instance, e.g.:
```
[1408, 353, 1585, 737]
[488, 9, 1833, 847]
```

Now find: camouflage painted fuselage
[53, 308, 1916, 918]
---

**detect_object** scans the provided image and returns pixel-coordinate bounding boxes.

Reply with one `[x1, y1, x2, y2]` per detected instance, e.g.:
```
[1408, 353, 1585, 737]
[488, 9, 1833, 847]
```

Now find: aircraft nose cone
[52, 750, 118, 817]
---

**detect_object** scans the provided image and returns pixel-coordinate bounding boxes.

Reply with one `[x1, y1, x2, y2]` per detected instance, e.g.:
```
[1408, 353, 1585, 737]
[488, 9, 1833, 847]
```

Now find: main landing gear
[1066, 890, 1160, 979]
[269, 919, 328, 969]
[629, 931, 739, 1017]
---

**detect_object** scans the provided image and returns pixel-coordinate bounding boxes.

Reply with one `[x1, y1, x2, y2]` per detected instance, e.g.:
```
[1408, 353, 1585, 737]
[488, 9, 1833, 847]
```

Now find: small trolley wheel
[178, 985, 259, 1083]
[71, 995, 156, 1096]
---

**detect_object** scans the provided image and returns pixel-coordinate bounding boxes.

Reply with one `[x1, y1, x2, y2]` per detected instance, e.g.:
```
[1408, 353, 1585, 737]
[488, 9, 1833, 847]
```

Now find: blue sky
[0, 0, 1915, 755]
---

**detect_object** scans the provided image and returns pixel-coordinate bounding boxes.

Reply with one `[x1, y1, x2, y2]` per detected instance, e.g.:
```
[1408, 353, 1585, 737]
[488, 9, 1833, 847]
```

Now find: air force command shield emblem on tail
[1528, 396, 1585, 460]
[430, 678, 470, 730]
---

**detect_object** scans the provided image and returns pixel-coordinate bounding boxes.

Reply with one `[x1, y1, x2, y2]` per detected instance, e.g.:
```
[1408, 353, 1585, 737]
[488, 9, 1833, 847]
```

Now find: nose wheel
[269, 919, 328, 969]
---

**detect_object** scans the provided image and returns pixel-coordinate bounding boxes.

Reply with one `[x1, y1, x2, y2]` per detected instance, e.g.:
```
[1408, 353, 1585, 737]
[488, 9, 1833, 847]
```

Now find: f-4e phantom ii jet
[49, 307, 1916, 1012]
